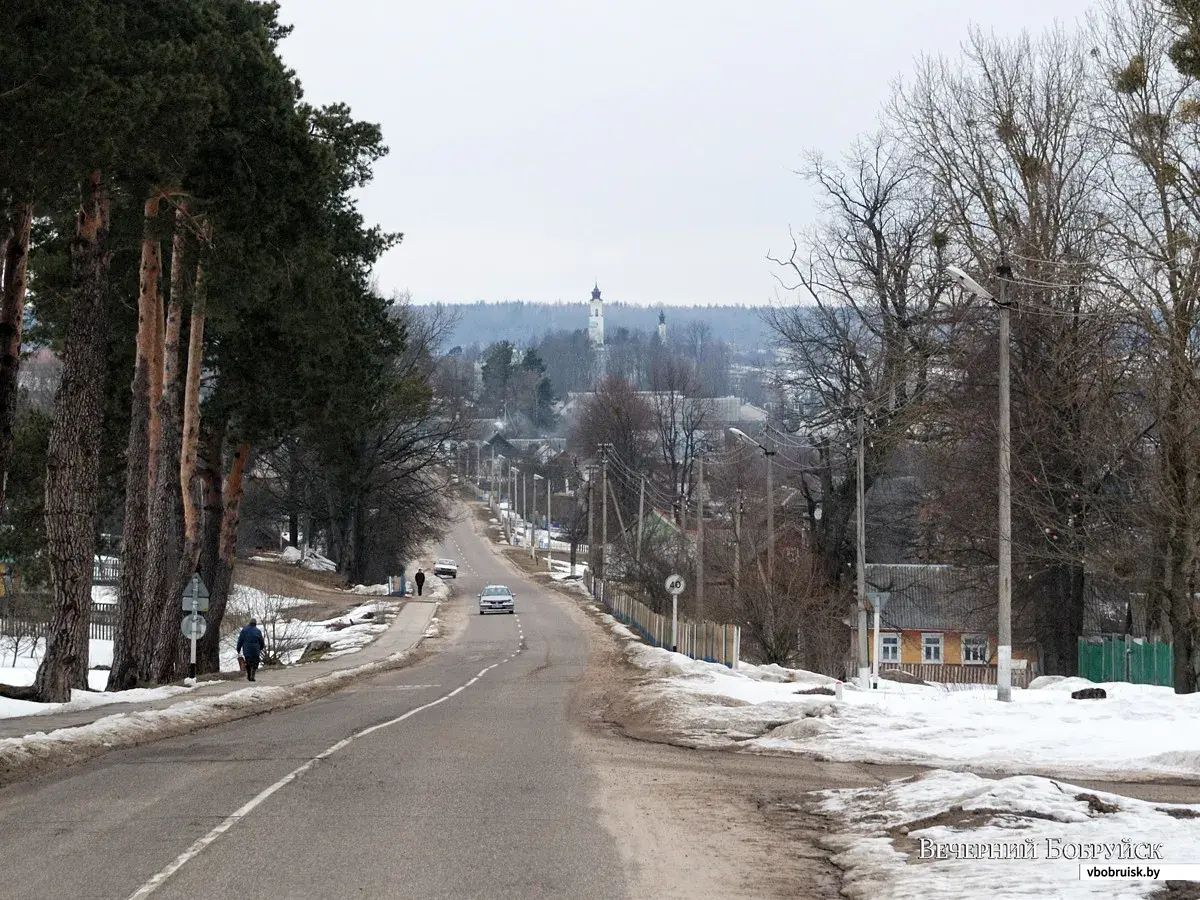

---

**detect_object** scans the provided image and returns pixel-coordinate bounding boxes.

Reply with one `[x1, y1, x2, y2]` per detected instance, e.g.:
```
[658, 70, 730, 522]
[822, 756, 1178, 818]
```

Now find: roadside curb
[0, 600, 442, 788]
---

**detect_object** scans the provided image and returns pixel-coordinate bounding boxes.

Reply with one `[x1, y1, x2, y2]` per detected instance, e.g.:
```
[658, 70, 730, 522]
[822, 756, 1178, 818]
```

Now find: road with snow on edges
[8, 508, 1200, 900]
[0, 513, 633, 900]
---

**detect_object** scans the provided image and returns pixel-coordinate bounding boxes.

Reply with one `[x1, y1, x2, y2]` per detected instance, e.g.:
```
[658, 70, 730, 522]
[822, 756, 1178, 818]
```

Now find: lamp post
[545, 472, 553, 571]
[533, 474, 545, 562]
[496, 455, 508, 541]
[511, 466, 521, 546]
[948, 263, 1014, 702]
[729, 428, 776, 586]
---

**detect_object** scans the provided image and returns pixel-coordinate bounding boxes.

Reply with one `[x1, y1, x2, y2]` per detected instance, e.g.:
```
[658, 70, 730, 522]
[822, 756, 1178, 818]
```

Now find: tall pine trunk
[0, 201, 32, 518]
[195, 425, 224, 672]
[197, 443, 249, 672]
[142, 205, 187, 683]
[177, 234, 208, 578]
[110, 193, 162, 690]
[34, 172, 110, 703]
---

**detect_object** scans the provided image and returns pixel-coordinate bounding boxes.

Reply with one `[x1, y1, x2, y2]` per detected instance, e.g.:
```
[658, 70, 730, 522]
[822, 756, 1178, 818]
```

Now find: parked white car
[433, 558, 458, 578]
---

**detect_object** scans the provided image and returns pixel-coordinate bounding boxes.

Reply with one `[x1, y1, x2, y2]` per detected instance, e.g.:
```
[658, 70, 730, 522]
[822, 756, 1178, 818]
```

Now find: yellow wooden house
[860, 564, 1038, 686]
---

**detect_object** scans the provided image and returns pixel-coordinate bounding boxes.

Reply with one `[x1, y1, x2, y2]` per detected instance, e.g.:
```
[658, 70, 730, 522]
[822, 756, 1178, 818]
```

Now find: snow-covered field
[601, 615, 1200, 780]
[819, 770, 1200, 899]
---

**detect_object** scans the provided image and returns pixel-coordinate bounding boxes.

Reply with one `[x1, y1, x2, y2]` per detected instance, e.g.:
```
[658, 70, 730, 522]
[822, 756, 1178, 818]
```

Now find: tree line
[553, 1, 1200, 691]
[761, 0, 1200, 691]
[0, 1, 454, 701]
[439, 322, 742, 436]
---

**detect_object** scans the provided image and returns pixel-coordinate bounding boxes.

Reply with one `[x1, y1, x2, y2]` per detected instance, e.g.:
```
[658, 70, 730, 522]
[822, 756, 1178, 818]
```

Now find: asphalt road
[0, 514, 629, 900]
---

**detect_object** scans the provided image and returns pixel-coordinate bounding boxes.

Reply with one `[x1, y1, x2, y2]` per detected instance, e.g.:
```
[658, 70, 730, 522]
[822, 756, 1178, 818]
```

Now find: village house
[860, 563, 1039, 687]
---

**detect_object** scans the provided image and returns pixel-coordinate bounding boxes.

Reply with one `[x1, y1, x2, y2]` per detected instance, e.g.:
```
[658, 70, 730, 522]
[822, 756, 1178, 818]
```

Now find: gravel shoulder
[563, 589, 908, 899]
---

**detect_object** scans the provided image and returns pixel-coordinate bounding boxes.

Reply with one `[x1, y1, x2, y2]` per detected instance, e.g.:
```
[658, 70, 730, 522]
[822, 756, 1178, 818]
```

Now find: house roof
[864, 564, 997, 633]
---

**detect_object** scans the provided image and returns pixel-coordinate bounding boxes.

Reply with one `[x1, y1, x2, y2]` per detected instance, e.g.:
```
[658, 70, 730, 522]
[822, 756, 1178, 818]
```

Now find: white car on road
[433, 558, 458, 578]
[478, 585, 515, 615]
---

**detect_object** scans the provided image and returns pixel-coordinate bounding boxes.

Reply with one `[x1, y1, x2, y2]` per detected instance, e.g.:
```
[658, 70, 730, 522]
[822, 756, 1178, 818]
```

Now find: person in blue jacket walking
[236, 618, 265, 682]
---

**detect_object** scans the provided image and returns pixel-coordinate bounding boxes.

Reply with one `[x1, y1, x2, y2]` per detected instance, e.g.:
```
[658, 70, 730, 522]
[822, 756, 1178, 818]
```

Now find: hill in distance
[432, 300, 774, 350]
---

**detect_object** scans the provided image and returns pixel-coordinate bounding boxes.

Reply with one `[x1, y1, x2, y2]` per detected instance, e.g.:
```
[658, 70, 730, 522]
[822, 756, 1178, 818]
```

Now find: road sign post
[182, 573, 210, 682]
[665, 574, 686, 654]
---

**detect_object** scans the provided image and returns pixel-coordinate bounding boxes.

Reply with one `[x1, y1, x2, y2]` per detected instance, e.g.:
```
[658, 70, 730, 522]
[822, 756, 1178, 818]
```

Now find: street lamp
[496, 455, 507, 538]
[948, 263, 1014, 703]
[532, 474, 545, 561]
[511, 467, 522, 546]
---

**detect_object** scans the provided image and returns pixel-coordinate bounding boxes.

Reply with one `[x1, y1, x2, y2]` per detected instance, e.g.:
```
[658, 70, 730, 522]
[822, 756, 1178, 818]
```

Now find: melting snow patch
[596, 610, 1200, 778]
[816, 770, 1200, 899]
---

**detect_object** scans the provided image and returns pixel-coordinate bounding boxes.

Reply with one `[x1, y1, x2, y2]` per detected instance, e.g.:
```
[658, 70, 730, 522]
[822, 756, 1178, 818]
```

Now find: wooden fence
[594, 579, 740, 668]
[93, 556, 120, 585]
[881, 662, 1032, 689]
[0, 594, 117, 642]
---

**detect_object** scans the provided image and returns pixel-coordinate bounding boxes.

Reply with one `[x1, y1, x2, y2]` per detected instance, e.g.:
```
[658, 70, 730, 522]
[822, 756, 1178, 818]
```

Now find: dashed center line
[125, 632, 524, 900]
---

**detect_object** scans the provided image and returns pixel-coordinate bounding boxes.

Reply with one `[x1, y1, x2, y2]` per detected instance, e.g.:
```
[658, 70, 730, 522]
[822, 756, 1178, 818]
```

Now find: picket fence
[0, 595, 116, 642]
[594, 579, 740, 668]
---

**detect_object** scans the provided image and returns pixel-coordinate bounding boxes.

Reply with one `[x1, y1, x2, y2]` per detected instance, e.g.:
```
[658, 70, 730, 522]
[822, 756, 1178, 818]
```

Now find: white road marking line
[125, 659, 508, 900]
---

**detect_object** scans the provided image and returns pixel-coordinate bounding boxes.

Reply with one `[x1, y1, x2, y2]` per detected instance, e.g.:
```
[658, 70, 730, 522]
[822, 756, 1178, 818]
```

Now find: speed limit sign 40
[665, 573, 686, 595]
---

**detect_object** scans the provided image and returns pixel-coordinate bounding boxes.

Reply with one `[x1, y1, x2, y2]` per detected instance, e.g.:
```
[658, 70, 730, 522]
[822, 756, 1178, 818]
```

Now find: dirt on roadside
[561, 589, 901, 900]
[233, 559, 362, 621]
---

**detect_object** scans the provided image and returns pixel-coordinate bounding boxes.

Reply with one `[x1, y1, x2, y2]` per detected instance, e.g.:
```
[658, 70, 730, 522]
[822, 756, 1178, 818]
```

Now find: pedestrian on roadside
[414, 569, 426, 596]
[237, 618, 265, 682]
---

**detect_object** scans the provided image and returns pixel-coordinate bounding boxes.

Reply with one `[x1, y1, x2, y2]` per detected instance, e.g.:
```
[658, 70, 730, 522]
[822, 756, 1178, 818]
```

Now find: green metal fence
[1077, 634, 1173, 686]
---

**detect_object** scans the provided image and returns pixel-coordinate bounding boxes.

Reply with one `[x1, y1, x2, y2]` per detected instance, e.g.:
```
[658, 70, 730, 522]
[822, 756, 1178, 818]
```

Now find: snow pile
[548, 560, 587, 579]
[300, 549, 336, 572]
[280, 546, 302, 564]
[817, 770, 1200, 899]
[348, 583, 389, 596]
[91, 586, 117, 605]
[423, 617, 440, 638]
[598, 614, 1200, 778]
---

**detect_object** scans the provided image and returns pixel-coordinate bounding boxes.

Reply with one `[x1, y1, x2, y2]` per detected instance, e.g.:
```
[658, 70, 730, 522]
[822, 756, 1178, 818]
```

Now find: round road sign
[181, 612, 207, 640]
[665, 573, 686, 595]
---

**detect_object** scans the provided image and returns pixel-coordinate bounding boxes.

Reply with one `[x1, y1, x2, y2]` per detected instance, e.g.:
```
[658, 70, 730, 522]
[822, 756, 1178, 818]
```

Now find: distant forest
[432, 301, 773, 350]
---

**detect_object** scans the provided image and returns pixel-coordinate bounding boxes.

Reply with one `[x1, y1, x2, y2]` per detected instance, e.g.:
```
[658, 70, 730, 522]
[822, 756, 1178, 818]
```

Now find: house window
[922, 633, 944, 663]
[962, 634, 989, 665]
[880, 633, 900, 663]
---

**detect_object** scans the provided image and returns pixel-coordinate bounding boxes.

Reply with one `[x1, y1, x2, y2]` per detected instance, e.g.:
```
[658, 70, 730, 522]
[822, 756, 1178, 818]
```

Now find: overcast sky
[276, 0, 1096, 307]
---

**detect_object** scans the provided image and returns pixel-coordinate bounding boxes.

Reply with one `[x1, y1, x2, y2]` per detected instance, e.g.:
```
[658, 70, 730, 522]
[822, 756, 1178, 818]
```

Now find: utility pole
[521, 471, 527, 550]
[696, 456, 705, 622]
[599, 444, 611, 587]
[532, 473, 544, 561]
[498, 456, 509, 542]
[765, 436, 775, 591]
[997, 263, 1013, 702]
[635, 475, 645, 563]
[587, 469, 595, 595]
[511, 466, 521, 546]
[733, 488, 743, 599]
[856, 407, 869, 691]
[545, 471, 553, 571]
[946, 261, 1014, 701]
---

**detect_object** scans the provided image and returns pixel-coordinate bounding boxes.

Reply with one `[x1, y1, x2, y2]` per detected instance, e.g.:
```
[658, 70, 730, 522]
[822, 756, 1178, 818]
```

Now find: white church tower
[588, 283, 605, 347]
[657, 308, 666, 343]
